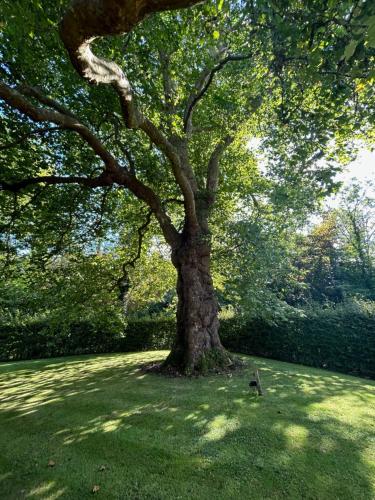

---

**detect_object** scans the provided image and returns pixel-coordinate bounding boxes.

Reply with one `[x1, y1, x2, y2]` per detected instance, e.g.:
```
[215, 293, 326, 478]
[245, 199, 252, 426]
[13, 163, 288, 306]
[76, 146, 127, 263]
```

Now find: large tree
[0, 0, 374, 373]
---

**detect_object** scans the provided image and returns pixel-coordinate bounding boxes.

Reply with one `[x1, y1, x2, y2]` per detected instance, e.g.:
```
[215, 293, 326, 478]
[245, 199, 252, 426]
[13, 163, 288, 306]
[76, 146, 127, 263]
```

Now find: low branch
[0, 174, 111, 192]
[0, 83, 180, 244]
[0, 82, 119, 174]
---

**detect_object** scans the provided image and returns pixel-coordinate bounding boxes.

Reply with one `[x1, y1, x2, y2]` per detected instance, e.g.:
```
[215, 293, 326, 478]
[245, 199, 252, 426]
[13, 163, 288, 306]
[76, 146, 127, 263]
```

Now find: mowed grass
[0, 352, 374, 500]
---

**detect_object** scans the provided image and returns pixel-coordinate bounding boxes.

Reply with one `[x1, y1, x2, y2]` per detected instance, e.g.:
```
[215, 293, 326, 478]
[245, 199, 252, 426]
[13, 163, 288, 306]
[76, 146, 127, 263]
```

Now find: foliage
[1, 0, 374, 261]
[212, 204, 306, 320]
[0, 253, 125, 332]
[292, 213, 345, 304]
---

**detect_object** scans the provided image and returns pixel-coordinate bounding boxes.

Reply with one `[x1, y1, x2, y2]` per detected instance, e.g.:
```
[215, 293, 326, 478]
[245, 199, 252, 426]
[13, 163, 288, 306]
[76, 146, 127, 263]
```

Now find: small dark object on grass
[249, 368, 263, 396]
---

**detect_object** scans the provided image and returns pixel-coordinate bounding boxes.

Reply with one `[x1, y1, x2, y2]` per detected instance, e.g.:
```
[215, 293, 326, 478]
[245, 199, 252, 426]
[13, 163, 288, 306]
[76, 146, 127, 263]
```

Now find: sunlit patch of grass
[0, 351, 374, 499]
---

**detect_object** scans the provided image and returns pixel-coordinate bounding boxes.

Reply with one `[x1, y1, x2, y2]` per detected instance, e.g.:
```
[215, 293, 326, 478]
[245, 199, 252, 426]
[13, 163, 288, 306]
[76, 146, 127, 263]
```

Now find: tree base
[141, 349, 245, 377]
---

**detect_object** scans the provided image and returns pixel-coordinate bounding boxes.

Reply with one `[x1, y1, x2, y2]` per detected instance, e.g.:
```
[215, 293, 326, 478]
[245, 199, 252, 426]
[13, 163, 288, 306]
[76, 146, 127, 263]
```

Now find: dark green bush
[0, 320, 122, 360]
[219, 307, 375, 379]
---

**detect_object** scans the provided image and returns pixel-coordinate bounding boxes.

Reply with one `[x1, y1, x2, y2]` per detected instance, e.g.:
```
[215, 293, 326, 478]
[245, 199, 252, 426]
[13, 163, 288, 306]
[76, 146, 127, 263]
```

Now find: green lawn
[0, 351, 374, 500]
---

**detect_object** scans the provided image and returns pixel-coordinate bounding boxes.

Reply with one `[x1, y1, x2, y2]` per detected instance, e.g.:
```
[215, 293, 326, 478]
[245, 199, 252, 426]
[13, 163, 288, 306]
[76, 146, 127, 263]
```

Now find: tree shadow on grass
[0, 352, 374, 499]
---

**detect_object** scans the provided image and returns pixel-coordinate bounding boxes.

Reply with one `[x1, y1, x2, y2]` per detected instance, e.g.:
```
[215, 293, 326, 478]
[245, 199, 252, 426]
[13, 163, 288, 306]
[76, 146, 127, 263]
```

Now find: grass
[0, 351, 374, 500]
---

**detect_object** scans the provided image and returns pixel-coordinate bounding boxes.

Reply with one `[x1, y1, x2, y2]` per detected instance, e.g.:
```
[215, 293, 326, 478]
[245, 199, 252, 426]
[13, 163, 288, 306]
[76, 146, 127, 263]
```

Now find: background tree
[336, 181, 375, 296]
[1, 0, 374, 373]
[295, 213, 344, 304]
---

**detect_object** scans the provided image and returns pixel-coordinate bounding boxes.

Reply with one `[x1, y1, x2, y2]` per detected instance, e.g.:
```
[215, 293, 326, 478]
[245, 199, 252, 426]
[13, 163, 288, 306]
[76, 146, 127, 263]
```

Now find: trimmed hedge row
[0, 321, 122, 361]
[220, 313, 375, 379]
[0, 309, 374, 378]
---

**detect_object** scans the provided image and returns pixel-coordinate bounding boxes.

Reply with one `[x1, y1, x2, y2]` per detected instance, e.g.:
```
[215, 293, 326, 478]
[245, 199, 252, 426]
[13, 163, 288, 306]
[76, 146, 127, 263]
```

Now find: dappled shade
[0, 352, 374, 498]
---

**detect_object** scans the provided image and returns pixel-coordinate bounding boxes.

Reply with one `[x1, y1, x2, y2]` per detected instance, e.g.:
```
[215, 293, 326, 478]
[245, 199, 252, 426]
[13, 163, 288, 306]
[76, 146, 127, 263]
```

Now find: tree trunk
[163, 232, 232, 374]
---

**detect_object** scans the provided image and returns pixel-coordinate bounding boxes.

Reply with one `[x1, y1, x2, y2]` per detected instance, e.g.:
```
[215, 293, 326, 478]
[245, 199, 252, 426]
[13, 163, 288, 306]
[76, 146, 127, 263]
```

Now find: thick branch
[59, 0, 203, 90]
[140, 119, 198, 224]
[0, 82, 119, 174]
[59, 0, 199, 228]
[0, 174, 111, 192]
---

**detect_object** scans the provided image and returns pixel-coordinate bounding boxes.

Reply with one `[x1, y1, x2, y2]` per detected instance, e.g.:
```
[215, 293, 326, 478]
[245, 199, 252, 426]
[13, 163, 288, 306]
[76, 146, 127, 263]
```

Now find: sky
[325, 147, 375, 209]
[335, 148, 375, 186]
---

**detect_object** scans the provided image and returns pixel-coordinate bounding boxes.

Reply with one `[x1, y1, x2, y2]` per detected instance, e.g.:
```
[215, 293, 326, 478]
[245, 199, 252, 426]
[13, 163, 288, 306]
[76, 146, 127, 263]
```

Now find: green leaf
[213, 30, 220, 40]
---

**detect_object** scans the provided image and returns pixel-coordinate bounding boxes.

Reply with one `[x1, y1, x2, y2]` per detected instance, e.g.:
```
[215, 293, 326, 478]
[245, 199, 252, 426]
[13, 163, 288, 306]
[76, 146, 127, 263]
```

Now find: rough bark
[162, 230, 232, 374]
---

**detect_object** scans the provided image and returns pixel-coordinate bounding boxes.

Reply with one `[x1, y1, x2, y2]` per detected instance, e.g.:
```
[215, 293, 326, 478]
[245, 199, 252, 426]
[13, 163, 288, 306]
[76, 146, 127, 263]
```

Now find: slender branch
[116, 209, 153, 302]
[158, 49, 176, 116]
[124, 209, 153, 269]
[184, 53, 252, 132]
[92, 186, 112, 234]
[18, 84, 80, 120]
[121, 146, 136, 175]
[0, 126, 62, 151]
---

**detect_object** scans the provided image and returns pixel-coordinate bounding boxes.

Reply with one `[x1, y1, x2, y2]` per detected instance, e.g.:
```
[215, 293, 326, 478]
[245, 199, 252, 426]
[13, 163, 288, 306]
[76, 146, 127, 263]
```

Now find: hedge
[0, 308, 374, 378]
[220, 311, 375, 379]
[0, 321, 122, 361]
